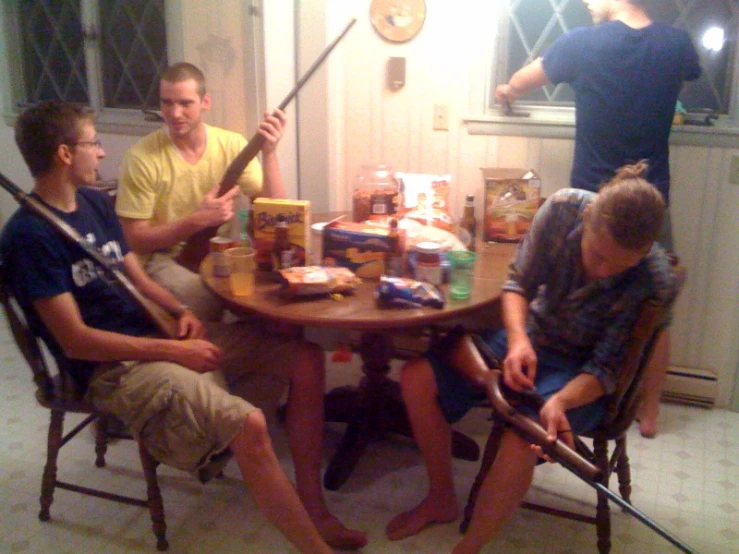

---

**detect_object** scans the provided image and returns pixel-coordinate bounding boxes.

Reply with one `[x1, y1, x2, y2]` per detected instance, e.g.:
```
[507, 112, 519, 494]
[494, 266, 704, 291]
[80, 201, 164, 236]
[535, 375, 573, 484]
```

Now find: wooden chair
[0, 263, 232, 551]
[459, 264, 685, 554]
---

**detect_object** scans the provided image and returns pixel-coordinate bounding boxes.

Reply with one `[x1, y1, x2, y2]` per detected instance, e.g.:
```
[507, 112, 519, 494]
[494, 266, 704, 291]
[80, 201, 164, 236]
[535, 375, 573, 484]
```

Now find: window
[5, 0, 167, 113]
[492, 0, 738, 116]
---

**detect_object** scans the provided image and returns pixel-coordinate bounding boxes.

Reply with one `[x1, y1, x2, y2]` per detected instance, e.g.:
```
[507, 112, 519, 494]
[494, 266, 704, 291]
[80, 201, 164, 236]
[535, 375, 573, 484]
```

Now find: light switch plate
[433, 104, 449, 131]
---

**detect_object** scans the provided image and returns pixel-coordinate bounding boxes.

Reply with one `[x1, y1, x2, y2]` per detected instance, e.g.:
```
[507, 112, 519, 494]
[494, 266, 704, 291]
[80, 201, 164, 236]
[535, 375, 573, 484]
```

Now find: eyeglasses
[70, 140, 103, 149]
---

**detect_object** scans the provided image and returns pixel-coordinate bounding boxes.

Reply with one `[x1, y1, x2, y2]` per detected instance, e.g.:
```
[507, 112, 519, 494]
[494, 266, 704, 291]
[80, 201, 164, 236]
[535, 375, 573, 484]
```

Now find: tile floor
[0, 312, 737, 554]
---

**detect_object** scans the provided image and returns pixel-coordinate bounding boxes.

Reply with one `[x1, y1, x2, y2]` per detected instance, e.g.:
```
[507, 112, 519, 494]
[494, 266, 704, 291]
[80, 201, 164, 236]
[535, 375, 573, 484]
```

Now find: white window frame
[464, 1, 739, 148]
[0, 0, 185, 135]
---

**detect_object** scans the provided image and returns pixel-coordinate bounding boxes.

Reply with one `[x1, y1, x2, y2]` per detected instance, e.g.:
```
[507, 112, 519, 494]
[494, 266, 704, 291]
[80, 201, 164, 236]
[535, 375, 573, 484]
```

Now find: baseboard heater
[661, 365, 717, 408]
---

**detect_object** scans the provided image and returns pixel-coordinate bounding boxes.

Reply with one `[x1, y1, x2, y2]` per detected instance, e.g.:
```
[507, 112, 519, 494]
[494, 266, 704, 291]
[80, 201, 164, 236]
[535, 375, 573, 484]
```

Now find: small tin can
[210, 236, 234, 277]
[414, 241, 442, 286]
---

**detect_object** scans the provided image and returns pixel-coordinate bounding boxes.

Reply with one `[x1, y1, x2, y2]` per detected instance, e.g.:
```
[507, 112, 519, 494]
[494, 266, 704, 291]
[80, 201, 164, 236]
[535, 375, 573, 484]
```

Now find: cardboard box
[322, 221, 394, 279]
[252, 198, 311, 269]
[481, 168, 541, 242]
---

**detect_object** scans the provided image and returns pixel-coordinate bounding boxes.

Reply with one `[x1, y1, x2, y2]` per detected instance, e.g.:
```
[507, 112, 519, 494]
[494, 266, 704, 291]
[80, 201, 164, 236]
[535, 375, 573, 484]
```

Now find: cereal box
[252, 198, 311, 270]
[322, 221, 395, 279]
[481, 168, 541, 242]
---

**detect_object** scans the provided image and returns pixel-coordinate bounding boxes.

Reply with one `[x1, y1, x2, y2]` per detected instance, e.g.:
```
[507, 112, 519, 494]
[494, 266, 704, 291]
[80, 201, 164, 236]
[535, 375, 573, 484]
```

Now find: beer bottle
[386, 217, 404, 276]
[237, 208, 253, 249]
[272, 215, 294, 270]
[459, 194, 477, 251]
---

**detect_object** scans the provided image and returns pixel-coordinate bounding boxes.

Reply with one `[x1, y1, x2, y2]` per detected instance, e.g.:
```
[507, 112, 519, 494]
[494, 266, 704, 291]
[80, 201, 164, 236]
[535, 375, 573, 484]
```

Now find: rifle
[435, 328, 697, 554]
[176, 18, 358, 272]
[0, 171, 179, 339]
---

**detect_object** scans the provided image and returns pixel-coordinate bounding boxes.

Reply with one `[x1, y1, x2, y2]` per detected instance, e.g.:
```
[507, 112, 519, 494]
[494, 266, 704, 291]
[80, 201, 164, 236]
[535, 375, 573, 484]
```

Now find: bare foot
[308, 508, 368, 550]
[385, 497, 458, 541]
[638, 417, 657, 438]
[637, 406, 659, 438]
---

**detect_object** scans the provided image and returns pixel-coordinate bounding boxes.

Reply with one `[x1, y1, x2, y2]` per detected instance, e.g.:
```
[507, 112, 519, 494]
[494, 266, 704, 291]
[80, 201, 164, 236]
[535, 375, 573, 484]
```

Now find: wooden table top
[201, 240, 516, 331]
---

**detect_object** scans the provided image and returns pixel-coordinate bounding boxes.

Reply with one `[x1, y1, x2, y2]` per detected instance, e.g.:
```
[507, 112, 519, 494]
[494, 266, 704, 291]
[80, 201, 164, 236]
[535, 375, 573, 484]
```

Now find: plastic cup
[447, 250, 477, 300]
[224, 247, 256, 296]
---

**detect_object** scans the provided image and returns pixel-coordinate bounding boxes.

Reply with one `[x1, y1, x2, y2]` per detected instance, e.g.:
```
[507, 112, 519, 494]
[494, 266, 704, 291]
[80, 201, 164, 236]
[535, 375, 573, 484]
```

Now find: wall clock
[370, 0, 426, 43]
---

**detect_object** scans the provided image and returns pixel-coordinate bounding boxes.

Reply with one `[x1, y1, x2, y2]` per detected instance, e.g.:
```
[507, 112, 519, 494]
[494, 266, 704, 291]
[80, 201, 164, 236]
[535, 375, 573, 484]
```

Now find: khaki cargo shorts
[87, 361, 255, 473]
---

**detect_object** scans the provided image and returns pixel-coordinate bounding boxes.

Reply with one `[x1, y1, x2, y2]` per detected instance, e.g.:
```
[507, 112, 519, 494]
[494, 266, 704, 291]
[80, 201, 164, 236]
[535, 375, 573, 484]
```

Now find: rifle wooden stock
[0, 172, 179, 339]
[176, 18, 358, 272]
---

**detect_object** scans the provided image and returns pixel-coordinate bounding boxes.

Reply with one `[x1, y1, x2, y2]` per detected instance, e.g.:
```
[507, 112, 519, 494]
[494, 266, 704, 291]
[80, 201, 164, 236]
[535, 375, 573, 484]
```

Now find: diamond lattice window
[495, 0, 738, 114]
[13, 0, 167, 111]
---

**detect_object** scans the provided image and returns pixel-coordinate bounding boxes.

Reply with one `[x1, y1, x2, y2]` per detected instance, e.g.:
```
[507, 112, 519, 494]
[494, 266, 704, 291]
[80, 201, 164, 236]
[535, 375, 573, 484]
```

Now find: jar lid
[415, 241, 441, 254]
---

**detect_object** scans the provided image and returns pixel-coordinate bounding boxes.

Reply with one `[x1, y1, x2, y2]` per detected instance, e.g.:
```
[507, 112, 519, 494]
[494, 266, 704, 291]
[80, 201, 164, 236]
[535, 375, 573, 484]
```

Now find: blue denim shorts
[427, 328, 605, 434]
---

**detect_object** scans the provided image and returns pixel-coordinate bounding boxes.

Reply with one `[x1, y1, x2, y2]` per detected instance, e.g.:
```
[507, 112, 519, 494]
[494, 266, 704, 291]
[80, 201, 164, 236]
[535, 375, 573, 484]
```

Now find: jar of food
[413, 241, 442, 286]
[352, 164, 400, 222]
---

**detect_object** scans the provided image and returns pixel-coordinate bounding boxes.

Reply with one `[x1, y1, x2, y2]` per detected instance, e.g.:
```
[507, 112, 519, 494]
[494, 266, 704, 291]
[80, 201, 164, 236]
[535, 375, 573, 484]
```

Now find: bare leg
[231, 409, 334, 554]
[386, 357, 459, 541]
[452, 430, 537, 554]
[638, 330, 669, 438]
[287, 342, 368, 550]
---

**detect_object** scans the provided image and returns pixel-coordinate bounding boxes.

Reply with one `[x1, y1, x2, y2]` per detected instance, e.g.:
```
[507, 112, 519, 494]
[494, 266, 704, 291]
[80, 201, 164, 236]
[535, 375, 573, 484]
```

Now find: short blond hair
[160, 62, 207, 97]
[590, 161, 665, 250]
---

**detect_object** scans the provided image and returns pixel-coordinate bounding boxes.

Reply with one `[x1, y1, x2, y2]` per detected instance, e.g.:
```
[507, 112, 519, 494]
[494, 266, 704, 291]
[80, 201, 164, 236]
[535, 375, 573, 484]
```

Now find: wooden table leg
[322, 331, 480, 491]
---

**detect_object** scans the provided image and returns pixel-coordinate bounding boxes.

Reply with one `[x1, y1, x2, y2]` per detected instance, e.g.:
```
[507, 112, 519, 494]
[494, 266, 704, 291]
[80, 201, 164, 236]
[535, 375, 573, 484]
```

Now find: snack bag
[396, 173, 454, 231]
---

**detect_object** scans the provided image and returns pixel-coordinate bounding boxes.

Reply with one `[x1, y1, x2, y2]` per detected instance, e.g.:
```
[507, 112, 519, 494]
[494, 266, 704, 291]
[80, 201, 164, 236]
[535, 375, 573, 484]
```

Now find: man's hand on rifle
[259, 109, 287, 154]
[191, 185, 239, 230]
[533, 395, 575, 462]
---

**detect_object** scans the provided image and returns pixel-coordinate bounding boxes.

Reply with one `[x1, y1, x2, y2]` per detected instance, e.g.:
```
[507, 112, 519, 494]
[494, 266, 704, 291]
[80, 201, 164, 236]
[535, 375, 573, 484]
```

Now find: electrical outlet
[433, 104, 449, 131]
[730, 155, 739, 185]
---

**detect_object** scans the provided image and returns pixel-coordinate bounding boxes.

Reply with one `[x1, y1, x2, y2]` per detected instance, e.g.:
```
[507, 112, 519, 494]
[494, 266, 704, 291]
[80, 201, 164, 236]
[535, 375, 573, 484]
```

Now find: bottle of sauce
[386, 218, 404, 276]
[272, 215, 294, 270]
[459, 194, 477, 251]
[352, 164, 400, 222]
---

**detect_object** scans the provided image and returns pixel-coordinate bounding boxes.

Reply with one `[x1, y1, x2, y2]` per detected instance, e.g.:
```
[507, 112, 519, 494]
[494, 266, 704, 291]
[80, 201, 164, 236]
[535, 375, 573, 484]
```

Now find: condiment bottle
[386, 218, 404, 276]
[459, 194, 477, 251]
[414, 241, 442, 286]
[272, 215, 294, 270]
[352, 164, 400, 222]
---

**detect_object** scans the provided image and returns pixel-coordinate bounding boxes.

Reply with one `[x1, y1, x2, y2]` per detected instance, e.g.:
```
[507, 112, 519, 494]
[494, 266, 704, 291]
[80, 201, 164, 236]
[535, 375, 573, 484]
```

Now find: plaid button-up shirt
[503, 188, 678, 394]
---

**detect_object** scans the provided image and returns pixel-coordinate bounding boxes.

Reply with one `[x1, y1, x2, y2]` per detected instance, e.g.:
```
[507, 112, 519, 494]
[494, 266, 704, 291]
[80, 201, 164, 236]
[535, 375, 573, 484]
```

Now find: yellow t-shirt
[115, 125, 262, 255]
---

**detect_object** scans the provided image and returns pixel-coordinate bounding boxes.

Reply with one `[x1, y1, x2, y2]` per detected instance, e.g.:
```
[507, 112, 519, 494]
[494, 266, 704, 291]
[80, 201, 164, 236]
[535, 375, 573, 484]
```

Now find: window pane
[496, 0, 737, 114]
[649, 0, 736, 114]
[99, 0, 168, 110]
[18, 0, 88, 105]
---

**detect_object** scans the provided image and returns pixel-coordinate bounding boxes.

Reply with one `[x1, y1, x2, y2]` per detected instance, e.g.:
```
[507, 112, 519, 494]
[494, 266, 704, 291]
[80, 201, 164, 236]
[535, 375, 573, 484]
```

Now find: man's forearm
[121, 216, 201, 254]
[552, 373, 605, 411]
[260, 151, 286, 198]
[507, 58, 551, 100]
[502, 290, 530, 343]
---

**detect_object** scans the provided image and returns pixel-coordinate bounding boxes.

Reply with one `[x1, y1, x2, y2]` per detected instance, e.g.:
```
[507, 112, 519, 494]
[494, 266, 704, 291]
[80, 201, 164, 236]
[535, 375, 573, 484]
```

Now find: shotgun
[0, 171, 179, 339]
[176, 18, 357, 272]
[435, 327, 697, 554]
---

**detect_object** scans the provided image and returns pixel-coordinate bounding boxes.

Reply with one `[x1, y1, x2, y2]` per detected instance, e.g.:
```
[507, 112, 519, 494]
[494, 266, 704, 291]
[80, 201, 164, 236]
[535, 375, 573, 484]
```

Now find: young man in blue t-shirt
[495, 0, 701, 437]
[0, 101, 337, 554]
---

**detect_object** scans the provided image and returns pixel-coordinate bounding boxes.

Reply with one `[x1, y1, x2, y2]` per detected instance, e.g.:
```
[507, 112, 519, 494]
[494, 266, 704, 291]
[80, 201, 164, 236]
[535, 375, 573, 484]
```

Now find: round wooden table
[201, 241, 516, 489]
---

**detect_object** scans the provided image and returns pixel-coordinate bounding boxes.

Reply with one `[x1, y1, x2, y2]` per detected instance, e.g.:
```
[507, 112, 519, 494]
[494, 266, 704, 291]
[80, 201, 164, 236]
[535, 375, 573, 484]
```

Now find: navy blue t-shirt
[0, 187, 156, 390]
[543, 21, 701, 204]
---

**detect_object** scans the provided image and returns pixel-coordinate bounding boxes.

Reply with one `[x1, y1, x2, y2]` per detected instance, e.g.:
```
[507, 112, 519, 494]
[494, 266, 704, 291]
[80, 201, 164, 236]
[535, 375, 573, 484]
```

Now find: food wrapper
[374, 276, 445, 309]
[279, 266, 360, 296]
[396, 172, 454, 231]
